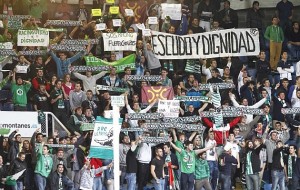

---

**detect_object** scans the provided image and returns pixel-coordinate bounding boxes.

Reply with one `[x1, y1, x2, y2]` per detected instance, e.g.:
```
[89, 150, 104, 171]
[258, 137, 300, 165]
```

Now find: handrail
[44, 112, 71, 137]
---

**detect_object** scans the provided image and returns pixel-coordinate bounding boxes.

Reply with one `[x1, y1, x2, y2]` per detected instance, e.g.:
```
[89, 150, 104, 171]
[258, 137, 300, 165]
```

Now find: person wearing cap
[7, 129, 22, 164]
[219, 144, 238, 190]
[49, 163, 74, 190]
[11, 70, 31, 111]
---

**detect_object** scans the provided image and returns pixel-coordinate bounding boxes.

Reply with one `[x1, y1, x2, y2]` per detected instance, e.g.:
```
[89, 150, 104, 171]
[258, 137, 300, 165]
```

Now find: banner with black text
[151, 29, 260, 59]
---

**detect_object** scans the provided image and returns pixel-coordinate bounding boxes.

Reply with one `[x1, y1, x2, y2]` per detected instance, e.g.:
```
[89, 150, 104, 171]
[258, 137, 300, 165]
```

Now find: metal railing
[42, 112, 70, 137]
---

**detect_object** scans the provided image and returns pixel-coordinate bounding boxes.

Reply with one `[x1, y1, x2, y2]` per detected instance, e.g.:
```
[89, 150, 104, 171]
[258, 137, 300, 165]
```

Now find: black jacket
[49, 171, 74, 190]
[9, 158, 27, 180]
[8, 131, 21, 162]
[245, 145, 262, 174]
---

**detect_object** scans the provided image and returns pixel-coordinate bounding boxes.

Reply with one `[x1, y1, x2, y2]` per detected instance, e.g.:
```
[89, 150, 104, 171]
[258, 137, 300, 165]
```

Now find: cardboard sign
[112, 19, 121, 27]
[0, 20, 3, 28]
[95, 23, 107, 31]
[92, 9, 102, 16]
[148, 17, 158, 24]
[125, 9, 134, 16]
[109, 6, 119, 14]
[106, 0, 114, 3]
[135, 23, 145, 30]
[142, 29, 151, 36]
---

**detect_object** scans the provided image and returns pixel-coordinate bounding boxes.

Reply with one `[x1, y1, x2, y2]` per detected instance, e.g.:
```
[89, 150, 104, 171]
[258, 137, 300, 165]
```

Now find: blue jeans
[93, 176, 103, 190]
[34, 173, 47, 190]
[208, 161, 219, 190]
[271, 170, 285, 190]
[245, 173, 260, 190]
[125, 173, 136, 190]
[152, 178, 165, 190]
[220, 173, 231, 190]
[180, 173, 194, 190]
[12, 181, 23, 190]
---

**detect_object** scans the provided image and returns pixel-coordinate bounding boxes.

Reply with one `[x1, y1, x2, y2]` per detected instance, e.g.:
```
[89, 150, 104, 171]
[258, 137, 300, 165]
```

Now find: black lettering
[202, 35, 210, 55]
[165, 35, 173, 56]
[191, 36, 201, 55]
[178, 36, 186, 55]
[220, 33, 228, 53]
[172, 36, 178, 55]
[157, 35, 165, 56]
[184, 37, 192, 55]
[238, 33, 248, 52]
[246, 31, 256, 52]
[231, 32, 238, 53]
[212, 34, 220, 54]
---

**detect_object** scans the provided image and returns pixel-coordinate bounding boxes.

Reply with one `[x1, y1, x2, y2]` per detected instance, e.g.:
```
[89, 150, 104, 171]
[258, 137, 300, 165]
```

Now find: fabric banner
[95, 85, 129, 93]
[5, 169, 26, 186]
[89, 117, 122, 159]
[19, 50, 47, 56]
[119, 0, 148, 23]
[37, 27, 64, 32]
[61, 39, 99, 45]
[175, 96, 211, 103]
[17, 30, 49, 47]
[128, 113, 164, 120]
[144, 123, 174, 129]
[0, 14, 31, 19]
[84, 54, 136, 73]
[229, 0, 300, 10]
[8, 19, 22, 29]
[45, 20, 82, 26]
[69, 65, 109, 72]
[102, 33, 137, 51]
[141, 86, 174, 104]
[281, 108, 300, 115]
[50, 44, 86, 52]
[223, 106, 264, 115]
[0, 49, 16, 56]
[142, 136, 169, 143]
[161, 3, 181, 20]
[151, 29, 260, 59]
[80, 123, 95, 131]
[158, 100, 180, 118]
[201, 110, 243, 118]
[163, 115, 202, 123]
[127, 75, 162, 81]
[121, 127, 148, 132]
[199, 83, 235, 90]
[0, 128, 10, 135]
[0, 42, 13, 49]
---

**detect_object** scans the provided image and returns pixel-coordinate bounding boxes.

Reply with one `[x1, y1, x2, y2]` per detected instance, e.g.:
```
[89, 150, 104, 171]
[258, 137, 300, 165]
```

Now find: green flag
[0, 128, 10, 135]
[84, 54, 136, 73]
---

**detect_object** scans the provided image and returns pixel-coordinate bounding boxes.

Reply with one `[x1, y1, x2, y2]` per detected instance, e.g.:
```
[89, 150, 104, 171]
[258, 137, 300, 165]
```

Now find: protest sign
[112, 19, 122, 27]
[17, 30, 49, 47]
[161, 3, 181, 20]
[109, 6, 119, 14]
[151, 29, 260, 59]
[106, 0, 114, 3]
[125, 9, 134, 16]
[142, 29, 151, 37]
[158, 100, 180, 118]
[16, 65, 29, 73]
[148, 17, 158, 24]
[89, 117, 122, 159]
[102, 33, 137, 51]
[92, 9, 102, 16]
[96, 23, 107, 30]
[45, 20, 82, 26]
[84, 54, 136, 73]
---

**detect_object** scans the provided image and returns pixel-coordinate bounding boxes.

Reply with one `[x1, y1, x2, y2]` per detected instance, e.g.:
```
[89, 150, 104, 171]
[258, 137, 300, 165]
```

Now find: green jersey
[175, 140, 184, 160]
[179, 149, 196, 174]
[11, 81, 31, 106]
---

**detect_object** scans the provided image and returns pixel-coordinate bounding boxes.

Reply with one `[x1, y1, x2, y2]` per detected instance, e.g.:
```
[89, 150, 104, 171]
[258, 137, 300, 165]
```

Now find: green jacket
[264, 25, 284, 43]
[34, 144, 53, 177]
[195, 158, 210, 180]
[11, 81, 31, 106]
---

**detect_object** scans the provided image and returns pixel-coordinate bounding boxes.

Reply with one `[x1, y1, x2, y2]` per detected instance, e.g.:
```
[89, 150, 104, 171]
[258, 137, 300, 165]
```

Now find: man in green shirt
[264, 16, 284, 71]
[169, 139, 212, 190]
[11, 71, 31, 111]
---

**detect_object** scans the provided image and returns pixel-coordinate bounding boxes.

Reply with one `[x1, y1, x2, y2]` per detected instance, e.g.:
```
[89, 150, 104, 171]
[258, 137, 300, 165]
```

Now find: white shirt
[205, 139, 217, 161]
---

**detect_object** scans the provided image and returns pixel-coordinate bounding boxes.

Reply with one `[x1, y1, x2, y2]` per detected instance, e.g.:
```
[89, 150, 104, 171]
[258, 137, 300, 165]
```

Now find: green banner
[84, 54, 136, 73]
[0, 128, 10, 135]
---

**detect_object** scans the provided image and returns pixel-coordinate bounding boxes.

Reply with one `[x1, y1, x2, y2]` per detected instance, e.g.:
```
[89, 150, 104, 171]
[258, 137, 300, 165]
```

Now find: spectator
[286, 21, 300, 61]
[276, 0, 294, 32]
[102, 66, 122, 88]
[264, 16, 284, 71]
[49, 164, 74, 190]
[216, 0, 238, 29]
[150, 147, 165, 190]
[33, 83, 51, 112]
[69, 82, 86, 113]
[9, 152, 27, 190]
[11, 72, 31, 111]
[8, 129, 22, 163]
[50, 80, 68, 126]
[194, 151, 212, 190]
[31, 68, 50, 92]
[277, 51, 294, 82]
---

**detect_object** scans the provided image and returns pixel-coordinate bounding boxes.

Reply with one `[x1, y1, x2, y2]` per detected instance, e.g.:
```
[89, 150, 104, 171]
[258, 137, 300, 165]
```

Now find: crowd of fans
[0, 0, 300, 190]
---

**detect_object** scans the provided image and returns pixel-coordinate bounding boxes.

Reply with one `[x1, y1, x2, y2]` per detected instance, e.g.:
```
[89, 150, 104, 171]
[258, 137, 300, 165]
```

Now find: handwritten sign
[125, 9, 134, 16]
[112, 19, 121, 27]
[96, 23, 107, 31]
[109, 6, 119, 14]
[92, 9, 102, 16]
[148, 17, 158, 25]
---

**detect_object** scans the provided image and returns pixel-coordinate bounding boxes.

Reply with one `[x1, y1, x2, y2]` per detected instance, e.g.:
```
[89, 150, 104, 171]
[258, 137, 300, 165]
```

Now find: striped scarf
[246, 151, 253, 175]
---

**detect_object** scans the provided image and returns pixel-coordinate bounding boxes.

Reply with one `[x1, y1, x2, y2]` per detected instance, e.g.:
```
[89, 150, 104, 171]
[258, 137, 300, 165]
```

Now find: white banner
[161, 3, 181, 20]
[102, 33, 137, 51]
[158, 100, 180, 118]
[229, 0, 300, 10]
[0, 42, 13, 49]
[0, 111, 40, 137]
[17, 30, 49, 47]
[151, 28, 260, 59]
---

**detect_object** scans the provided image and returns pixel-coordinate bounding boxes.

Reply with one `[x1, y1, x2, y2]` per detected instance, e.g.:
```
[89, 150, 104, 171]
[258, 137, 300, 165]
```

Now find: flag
[141, 86, 174, 104]
[84, 54, 136, 73]
[89, 117, 122, 160]
[5, 169, 26, 186]
[0, 128, 10, 135]
[119, 0, 148, 23]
